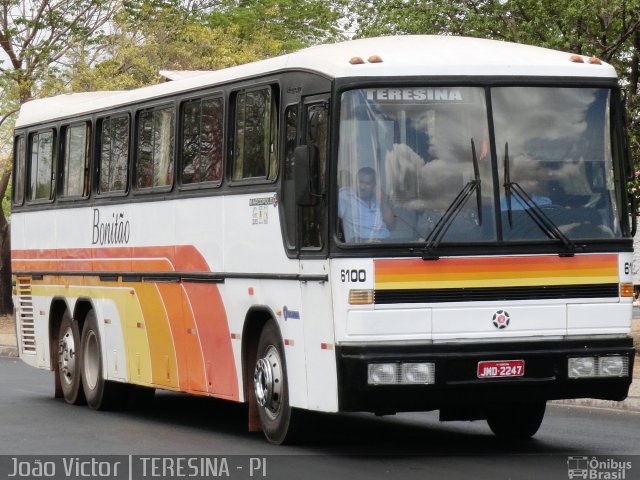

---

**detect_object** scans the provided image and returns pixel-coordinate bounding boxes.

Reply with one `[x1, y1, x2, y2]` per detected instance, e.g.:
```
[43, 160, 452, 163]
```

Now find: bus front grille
[374, 283, 620, 304]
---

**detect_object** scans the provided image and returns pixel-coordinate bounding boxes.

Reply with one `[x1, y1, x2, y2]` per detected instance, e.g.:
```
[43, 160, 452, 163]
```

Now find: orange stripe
[377, 263, 617, 276]
[375, 255, 618, 288]
[156, 283, 195, 392]
[379, 254, 615, 265]
[179, 286, 208, 393]
[377, 268, 617, 282]
[14, 245, 236, 398]
[377, 260, 616, 275]
[184, 282, 239, 400]
[376, 255, 616, 272]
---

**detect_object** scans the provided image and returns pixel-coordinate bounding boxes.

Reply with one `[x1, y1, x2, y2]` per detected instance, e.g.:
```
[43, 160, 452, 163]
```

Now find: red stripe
[13, 245, 239, 400]
[12, 245, 210, 273]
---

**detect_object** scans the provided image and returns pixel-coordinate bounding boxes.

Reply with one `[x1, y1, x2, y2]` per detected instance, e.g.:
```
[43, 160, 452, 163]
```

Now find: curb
[0, 345, 18, 358]
[552, 397, 640, 412]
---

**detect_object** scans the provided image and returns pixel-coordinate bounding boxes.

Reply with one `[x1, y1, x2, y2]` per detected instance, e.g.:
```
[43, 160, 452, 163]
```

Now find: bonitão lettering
[92, 209, 130, 245]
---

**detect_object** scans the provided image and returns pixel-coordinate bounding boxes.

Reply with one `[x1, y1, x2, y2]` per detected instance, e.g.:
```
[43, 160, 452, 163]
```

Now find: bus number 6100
[341, 269, 366, 282]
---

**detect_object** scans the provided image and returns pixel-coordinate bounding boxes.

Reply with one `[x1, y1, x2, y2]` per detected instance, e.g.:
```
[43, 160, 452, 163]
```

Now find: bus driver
[338, 167, 396, 242]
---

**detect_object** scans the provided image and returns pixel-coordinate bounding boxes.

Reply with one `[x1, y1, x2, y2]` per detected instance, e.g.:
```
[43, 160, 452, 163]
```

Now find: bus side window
[232, 86, 278, 181]
[28, 129, 55, 201]
[136, 106, 175, 190]
[99, 115, 130, 194]
[181, 96, 223, 185]
[13, 135, 25, 205]
[61, 122, 91, 198]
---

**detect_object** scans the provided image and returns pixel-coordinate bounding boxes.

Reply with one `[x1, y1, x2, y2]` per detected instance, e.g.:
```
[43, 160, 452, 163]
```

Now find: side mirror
[294, 145, 320, 206]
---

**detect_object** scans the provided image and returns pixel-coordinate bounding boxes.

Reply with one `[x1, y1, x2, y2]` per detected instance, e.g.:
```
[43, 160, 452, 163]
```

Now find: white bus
[11, 35, 636, 444]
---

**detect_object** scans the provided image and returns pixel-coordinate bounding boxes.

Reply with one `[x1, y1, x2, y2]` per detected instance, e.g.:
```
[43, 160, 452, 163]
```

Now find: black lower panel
[374, 283, 619, 304]
[336, 337, 635, 413]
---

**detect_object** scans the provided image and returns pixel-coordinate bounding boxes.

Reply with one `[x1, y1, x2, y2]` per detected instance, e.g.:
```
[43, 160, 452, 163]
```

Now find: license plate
[477, 359, 525, 378]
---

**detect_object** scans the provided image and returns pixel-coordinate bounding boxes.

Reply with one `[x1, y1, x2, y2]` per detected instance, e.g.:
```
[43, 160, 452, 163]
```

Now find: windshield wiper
[422, 139, 482, 260]
[503, 141, 575, 256]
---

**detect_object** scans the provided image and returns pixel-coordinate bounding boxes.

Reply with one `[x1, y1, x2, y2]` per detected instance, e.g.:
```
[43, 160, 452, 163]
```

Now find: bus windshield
[336, 86, 624, 246]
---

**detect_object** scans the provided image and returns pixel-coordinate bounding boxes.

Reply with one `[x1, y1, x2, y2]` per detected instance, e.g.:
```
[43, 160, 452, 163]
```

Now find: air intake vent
[16, 278, 35, 353]
[375, 283, 620, 304]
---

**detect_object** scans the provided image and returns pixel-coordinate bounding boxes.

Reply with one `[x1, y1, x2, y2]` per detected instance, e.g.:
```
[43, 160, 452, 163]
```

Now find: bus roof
[16, 35, 617, 128]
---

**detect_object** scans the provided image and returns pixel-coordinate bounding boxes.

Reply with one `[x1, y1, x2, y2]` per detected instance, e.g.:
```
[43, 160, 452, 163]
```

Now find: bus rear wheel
[57, 311, 85, 405]
[253, 321, 299, 444]
[80, 310, 125, 410]
[485, 401, 546, 439]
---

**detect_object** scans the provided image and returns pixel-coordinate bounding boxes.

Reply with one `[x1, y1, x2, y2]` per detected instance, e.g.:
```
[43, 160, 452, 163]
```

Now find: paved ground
[1, 357, 640, 480]
[2, 315, 639, 410]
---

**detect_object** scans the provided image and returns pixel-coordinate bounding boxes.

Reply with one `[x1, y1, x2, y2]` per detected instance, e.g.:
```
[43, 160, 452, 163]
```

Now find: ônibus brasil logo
[492, 310, 510, 329]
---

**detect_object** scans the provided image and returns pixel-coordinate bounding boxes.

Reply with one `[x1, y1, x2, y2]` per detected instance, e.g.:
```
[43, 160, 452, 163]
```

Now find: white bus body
[11, 36, 636, 443]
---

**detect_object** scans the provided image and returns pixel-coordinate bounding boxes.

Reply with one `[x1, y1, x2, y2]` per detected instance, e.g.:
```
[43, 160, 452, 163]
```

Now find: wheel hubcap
[254, 346, 283, 419]
[58, 326, 76, 386]
[83, 330, 100, 390]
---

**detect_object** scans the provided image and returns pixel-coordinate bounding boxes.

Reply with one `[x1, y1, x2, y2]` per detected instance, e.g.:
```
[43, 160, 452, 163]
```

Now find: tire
[253, 320, 300, 444]
[57, 310, 85, 405]
[80, 310, 126, 410]
[485, 401, 546, 439]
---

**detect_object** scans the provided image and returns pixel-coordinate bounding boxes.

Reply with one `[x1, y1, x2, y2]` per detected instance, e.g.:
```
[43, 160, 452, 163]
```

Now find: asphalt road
[1, 357, 639, 480]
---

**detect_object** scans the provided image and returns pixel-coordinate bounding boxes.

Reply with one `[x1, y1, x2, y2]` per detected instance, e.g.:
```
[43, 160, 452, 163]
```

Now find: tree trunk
[0, 219, 11, 315]
[630, 29, 640, 103]
[0, 209, 11, 315]
[0, 111, 19, 316]
[0, 169, 12, 315]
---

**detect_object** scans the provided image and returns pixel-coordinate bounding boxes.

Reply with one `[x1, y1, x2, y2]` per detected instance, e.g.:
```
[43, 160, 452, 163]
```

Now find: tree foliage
[70, 0, 347, 91]
[0, 0, 118, 313]
[351, 0, 639, 61]
[0, 0, 117, 102]
[208, 0, 346, 52]
[0, 0, 346, 312]
[351, 1, 640, 148]
[351, 0, 640, 209]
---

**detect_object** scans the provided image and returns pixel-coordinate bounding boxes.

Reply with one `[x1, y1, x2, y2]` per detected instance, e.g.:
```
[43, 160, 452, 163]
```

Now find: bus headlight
[568, 357, 595, 378]
[367, 362, 436, 385]
[568, 356, 629, 378]
[368, 363, 398, 385]
[599, 356, 628, 377]
[401, 363, 435, 384]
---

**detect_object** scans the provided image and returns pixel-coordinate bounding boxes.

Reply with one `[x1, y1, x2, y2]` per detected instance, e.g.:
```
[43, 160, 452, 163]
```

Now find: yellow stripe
[376, 275, 617, 290]
[135, 283, 179, 388]
[31, 281, 162, 389]
[377, 268, 617, 284]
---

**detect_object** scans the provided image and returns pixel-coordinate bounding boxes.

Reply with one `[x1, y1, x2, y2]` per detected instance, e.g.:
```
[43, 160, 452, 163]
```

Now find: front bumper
[336, 337, 635, 414]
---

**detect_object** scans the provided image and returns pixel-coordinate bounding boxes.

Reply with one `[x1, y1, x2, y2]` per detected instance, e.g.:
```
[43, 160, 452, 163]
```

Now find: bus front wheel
[253, 321, 299, 444]
[485, 401, 546, 439]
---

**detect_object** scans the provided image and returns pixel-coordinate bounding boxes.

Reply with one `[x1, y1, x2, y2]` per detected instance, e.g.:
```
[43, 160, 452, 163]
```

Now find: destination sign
[365, 88, 464, 102]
